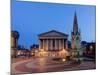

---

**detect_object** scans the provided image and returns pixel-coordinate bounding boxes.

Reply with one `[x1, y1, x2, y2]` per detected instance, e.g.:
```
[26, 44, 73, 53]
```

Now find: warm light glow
[60, 49, 66, 53]
[40, 49, 44, 52]
[59, 49, 67, 58]
[17, 52, 20, 55]
[31, 52, 34, 55]
[90, 46, 93, 49]
[35, 50, 38, 53]
[40, 58, 44, 61]
[62, 58, 66, 62]
[38, 49, 47, 57]
[62, 49, 66, 51]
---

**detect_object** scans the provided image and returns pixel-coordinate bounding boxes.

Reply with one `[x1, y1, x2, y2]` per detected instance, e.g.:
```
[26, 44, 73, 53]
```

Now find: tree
[68, 41, 71, 48]
[30, 44, 39, 50]
[18, 45, 25, 50]
[18, 45, 21, 50]
[81, 41, 87, 47]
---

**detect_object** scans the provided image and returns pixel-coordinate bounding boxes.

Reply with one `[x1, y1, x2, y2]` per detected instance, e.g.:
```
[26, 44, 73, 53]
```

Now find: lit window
[90, 46, 93, 50]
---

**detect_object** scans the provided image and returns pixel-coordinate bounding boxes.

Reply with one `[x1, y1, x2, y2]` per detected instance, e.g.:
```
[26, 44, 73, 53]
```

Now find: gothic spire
[73, 12, 78, 34]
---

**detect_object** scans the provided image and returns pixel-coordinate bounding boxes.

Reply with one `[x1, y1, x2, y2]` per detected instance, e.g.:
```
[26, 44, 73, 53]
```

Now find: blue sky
[11, 0, 96, 49]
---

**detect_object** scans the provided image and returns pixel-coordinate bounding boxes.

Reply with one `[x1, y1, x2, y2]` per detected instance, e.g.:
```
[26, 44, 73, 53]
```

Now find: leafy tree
[81, 41, 87, 47]
[68, 41, 71, 48]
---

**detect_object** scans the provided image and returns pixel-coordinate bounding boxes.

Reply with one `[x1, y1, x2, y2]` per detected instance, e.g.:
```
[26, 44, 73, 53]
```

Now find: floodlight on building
[41, 49, 44, 52]
[62, 58, 66, 62]
[62, 48, 66, 51]
[35, 50, 38, 53]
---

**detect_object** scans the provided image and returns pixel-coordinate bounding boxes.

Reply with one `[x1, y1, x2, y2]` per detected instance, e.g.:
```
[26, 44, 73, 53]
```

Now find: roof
[38, 30, 68, 38]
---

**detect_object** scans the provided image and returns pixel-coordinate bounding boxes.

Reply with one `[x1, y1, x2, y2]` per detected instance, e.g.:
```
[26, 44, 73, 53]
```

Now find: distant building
[11, 31, 19, 58]
[35, 30, 69, 58]
[30, 44, 39, 56]
[16, 49, 31, 58]
[71, 12, 81, 49]
[83, 42, 96, 59]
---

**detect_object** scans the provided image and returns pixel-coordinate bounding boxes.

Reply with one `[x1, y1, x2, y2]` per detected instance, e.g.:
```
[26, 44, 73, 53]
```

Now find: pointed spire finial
[73, 11, 78, 34]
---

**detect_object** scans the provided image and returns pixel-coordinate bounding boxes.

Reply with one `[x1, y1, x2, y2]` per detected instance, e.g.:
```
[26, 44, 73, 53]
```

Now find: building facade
[16, 49, 31, 58]
[35, 30, 69, 58]
[83, 42, 96, 59]
[11, 31, 19, 58]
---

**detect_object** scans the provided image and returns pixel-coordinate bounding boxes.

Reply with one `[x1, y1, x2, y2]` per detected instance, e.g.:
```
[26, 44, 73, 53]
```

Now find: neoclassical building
[38, 30, 68, 51]
[35, 30, 69, 58]
[35, 12, 81, 58]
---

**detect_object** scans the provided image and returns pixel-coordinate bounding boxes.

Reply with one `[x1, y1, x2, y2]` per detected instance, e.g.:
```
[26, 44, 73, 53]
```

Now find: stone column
[40, 39, 42, 49]
[66, 39, 67, 49]
[61, 39, 62, 49]
[51, 39, 53, 50]
[59, 39, 61, 50]
[57, 39, 59, 50]
[48, 39, 49, 50]
[42, 39, 44, 49]
[56, 39, 57, 50]
[63, 39, 64, 49]
[48, 39, 50, 50]
[55, 39, 57, 50]
[46, 39, 48, 51]
[54, 39, 55, 50]
[64, 39, 66, 49]
[39, 39, 41, 50]
[45, 39, 48, 51]
[58, 39, 60, 50]
[44, 39, 46, 50]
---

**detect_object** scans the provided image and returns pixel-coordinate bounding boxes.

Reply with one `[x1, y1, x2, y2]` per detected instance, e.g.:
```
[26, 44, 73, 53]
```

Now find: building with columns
[35, 30, 69, 58]
[39, 30, 68, 51]
[35, 12, 81, 58]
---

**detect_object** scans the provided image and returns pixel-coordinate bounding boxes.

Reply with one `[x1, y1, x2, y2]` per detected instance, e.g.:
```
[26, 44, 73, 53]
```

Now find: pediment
[38, 30, 68, 37]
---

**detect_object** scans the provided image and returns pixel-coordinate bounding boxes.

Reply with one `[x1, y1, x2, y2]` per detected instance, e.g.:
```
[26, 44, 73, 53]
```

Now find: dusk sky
[11, 0, 96, 49]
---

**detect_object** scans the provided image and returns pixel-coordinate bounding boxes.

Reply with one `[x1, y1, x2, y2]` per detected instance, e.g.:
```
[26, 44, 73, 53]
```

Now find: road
[11, 58, 95, 74]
